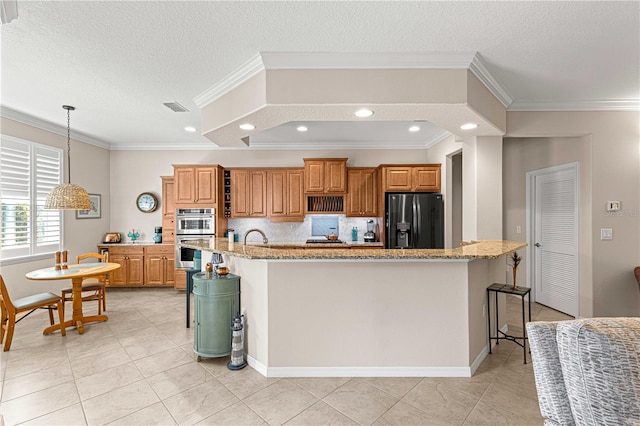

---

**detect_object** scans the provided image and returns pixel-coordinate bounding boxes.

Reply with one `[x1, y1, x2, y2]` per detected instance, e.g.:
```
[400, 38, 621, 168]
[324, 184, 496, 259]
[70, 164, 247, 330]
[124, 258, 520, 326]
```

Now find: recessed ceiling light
[408, 125, 420, 132]
[355, 108, 374, 118]
[460, 123, 478, 130]
[296, 126, 308, 132]
[239, 123, 255, 131]
[184, 126, 197, 133]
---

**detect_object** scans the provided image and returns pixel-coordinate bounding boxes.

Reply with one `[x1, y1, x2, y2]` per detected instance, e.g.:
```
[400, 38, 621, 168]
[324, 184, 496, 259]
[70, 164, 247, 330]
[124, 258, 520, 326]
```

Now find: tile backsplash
[228, 215, 378, 243]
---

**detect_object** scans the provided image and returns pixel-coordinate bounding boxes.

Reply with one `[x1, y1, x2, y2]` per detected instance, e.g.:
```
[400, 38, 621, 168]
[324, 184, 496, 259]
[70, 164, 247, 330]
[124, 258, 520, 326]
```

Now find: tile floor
[0, 288, 572, 426]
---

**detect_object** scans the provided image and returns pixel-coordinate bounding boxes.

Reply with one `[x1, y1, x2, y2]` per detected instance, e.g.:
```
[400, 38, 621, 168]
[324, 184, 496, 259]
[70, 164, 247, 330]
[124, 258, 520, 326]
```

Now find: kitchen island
[182, 239, 525, 377]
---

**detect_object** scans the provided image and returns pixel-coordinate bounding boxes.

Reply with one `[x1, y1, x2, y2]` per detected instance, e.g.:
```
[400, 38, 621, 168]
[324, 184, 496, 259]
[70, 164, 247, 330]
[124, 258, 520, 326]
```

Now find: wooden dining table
[25, 262, 121, 334]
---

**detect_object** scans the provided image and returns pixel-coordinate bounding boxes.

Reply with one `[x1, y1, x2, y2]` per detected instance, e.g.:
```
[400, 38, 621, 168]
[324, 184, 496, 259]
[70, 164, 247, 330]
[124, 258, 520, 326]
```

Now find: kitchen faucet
[243, 228, 269, 245]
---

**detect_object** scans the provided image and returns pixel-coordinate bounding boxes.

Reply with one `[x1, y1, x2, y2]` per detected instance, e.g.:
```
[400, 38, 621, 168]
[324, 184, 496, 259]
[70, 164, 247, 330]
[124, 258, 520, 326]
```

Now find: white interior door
[530, 164, 579, 317]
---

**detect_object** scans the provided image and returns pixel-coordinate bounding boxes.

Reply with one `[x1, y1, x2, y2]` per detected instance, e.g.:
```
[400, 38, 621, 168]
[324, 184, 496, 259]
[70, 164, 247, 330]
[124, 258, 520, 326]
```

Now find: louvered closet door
[534, 167, 578, 317]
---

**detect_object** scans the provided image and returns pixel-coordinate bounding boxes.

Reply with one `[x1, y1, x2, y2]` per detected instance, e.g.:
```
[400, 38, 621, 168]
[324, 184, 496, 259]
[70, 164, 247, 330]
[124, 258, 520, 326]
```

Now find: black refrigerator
[385, 193, 444, 249]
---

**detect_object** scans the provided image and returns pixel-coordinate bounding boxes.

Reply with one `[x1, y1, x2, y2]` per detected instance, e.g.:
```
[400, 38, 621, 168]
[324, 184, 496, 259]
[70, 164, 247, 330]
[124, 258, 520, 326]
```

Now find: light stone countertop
[180, 238, 526, 260]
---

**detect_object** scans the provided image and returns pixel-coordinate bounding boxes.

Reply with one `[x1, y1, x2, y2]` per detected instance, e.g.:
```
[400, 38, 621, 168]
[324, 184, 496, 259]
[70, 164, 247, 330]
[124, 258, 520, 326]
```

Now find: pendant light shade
[44, 183, 91, 210]
[45, 105, 92, 210]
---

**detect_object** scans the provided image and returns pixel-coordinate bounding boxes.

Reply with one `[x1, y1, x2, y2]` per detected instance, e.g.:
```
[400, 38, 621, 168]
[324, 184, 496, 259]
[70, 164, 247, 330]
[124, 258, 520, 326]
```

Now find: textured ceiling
[1, 1, 638, 150]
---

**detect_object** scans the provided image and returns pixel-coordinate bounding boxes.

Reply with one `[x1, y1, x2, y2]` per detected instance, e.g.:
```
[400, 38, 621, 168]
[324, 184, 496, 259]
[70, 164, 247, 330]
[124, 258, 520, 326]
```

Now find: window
[1, 135, 63, 262]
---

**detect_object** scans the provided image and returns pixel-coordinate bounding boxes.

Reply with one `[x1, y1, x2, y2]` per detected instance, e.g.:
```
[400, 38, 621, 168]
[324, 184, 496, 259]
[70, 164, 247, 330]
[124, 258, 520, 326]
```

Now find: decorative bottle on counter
[351, 227, 358, 242]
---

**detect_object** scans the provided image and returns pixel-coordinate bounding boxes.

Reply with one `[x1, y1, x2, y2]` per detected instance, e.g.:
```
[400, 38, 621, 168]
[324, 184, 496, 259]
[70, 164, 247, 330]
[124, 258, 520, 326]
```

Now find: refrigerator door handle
[413, 195, 422, 248]
[412, 196, 419, 248]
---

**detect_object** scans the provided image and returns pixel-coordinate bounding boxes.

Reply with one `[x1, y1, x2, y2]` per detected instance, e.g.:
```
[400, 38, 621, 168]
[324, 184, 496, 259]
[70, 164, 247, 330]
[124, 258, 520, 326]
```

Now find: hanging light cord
[63, 105, 75, 184]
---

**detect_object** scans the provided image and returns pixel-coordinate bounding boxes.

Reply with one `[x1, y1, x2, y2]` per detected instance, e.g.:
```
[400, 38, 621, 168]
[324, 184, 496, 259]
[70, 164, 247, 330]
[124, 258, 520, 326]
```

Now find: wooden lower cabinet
[105, 246, 144, 287]
[175, 268, 187, 290]
[99, 244, 175, 287]
[144, 245, 175, 286]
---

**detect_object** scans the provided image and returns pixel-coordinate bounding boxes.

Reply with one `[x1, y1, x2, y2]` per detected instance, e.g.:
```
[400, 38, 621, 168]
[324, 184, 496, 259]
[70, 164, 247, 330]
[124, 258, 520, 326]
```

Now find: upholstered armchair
[527, 318, 640, 425]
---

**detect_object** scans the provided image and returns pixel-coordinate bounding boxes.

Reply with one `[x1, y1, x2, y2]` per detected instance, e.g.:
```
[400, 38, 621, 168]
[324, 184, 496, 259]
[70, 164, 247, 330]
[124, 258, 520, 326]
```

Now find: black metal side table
[487, 283, 532, 363]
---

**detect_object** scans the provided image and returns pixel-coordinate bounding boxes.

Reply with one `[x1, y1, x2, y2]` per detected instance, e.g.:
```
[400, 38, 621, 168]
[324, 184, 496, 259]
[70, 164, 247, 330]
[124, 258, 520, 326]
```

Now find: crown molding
[193, 53, 266, 108]
[468, 53, 514, 109]
[259, 51, 477, 69]
[508, 99, 640, 111]
[0, 106, 112, 149]
[249, 129, 452, 150]
[109, 142, 220, 151]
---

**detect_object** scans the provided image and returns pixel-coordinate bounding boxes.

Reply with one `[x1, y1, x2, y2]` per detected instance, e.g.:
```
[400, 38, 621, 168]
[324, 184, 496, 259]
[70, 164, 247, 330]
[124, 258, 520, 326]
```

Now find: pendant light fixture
[44, 105, 92, 210]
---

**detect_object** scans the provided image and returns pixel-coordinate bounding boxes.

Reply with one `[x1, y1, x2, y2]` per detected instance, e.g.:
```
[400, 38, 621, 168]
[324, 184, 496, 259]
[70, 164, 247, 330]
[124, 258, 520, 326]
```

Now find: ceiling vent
[163, 102, 189, 112]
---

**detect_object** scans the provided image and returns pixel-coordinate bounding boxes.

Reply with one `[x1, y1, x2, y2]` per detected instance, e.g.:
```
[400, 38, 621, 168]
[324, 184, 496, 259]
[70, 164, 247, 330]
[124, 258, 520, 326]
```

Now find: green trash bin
[192, 272, 240, 361]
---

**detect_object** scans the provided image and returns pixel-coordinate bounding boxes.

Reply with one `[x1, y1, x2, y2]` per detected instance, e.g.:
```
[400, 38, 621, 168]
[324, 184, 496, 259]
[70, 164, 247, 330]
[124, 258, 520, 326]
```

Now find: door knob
[534, 243, 541, 248]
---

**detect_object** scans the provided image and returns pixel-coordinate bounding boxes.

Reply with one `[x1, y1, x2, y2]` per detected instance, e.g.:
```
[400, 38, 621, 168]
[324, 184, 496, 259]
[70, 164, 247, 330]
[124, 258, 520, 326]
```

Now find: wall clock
[136, 192, 158, 213]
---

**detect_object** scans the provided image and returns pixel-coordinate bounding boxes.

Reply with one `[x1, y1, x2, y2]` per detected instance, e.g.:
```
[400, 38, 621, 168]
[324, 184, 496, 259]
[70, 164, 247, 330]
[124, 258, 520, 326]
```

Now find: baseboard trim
[246, 356, 472, 378]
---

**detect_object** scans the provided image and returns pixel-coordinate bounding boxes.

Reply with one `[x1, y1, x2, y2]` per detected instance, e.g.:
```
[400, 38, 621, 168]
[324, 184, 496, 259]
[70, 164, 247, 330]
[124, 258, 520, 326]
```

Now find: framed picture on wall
[76, 193, 101, 219]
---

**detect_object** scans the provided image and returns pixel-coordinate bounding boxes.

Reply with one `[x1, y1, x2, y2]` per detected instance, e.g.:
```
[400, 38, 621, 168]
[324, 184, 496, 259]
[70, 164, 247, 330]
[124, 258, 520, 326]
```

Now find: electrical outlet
[601, 228, 613, 240]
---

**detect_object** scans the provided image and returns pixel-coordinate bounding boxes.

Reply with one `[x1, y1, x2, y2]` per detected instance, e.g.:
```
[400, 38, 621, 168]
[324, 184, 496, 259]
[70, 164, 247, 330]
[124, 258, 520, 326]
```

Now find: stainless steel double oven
[175, 208, 215, 268]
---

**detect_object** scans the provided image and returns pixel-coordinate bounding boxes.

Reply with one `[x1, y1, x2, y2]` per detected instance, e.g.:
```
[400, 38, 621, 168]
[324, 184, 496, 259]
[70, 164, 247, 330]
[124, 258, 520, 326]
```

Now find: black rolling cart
[487, 283, 531, 363]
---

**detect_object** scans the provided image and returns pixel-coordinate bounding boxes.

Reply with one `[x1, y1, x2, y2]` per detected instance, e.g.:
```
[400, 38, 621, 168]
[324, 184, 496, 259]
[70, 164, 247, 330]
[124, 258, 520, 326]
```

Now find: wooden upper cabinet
[304, 158, 347, 194]
[268, 169, 304, 222]
[383, 167, 413, 192]
[230, 169, 267, 218]
[161, 176, 175, 243]
[173, 165, 219, 206]
[346, 168, 377, 217]
[381, 164, 441, 193]
[413, 166, 441, 192]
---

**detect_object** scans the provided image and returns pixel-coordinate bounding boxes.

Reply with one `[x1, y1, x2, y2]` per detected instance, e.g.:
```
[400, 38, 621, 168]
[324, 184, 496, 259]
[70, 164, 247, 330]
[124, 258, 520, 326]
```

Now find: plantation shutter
[35, 145, 62, 253]
[0, 136, 62, 260]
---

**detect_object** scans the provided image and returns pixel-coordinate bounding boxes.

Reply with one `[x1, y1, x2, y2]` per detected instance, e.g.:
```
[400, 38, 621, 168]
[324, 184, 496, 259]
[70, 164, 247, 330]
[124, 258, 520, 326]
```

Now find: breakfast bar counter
[181, 238, 524, 260]
[182, 239, 526, 378]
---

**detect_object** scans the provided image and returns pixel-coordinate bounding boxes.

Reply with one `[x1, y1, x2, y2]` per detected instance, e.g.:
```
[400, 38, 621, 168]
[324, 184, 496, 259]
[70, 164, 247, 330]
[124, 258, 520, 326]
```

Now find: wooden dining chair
[60, 252, 108, 316]
[0, 275, 66, 351]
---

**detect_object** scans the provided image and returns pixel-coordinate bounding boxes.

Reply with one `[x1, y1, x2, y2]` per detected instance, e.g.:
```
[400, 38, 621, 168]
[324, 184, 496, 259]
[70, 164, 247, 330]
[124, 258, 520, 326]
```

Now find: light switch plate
[601, 228, 613, 240]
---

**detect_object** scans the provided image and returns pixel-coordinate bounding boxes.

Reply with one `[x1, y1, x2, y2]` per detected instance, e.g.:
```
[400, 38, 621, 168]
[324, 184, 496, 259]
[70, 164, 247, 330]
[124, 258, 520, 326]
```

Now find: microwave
[176, 208, 215, 235]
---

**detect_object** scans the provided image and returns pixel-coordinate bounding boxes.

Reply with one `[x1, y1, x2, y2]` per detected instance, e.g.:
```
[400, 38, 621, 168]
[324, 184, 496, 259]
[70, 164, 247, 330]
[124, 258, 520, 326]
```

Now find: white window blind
[1, 136, 62, 261]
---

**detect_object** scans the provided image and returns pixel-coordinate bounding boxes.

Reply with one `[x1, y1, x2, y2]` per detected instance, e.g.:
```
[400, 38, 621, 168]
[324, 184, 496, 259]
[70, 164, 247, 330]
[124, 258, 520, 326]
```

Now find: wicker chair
[0, 275, 66, 351]
[60, 252, 108, 316]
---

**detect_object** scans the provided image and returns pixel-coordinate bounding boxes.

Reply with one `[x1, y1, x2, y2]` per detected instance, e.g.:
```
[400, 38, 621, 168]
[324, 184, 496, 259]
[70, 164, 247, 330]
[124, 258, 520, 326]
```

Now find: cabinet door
[268, 170, 304, 221]
[304, 160, 325, 193]
[286, 170, 305, 217]
[162, 176, 176, 243]
[361, 168, 377, 216]
[175, 268, 186, 290]
[145, 255, 164, 286]
[384, 167, 413, 192]
[163, 257, 175, 286]
[174, 167, 195, 203]
[413, 166, 441, 192]
[108, 254, 128, 286]
[195, 166, 217, 204]
[231, 170, 266, 217]
[346, 169, 364, 216]
[127, 255, 144, 286]
[346, 169, 377, 217]
[249, 171, 267, 217]
[268, 170, 287, 217]
[231, 170, 250, 217]
[324, 160, 347, 193]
